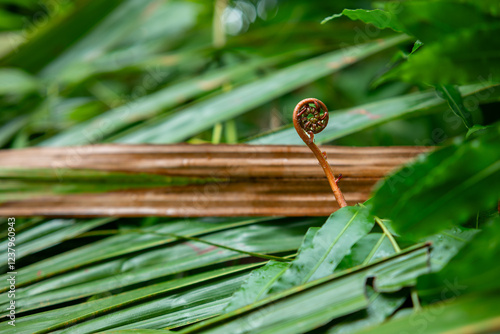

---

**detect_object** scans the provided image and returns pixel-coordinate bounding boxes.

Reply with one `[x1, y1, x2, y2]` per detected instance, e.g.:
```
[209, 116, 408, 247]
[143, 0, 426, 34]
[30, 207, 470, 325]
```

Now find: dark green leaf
[435, 84, 473, 129]
[327, 288, 406, 334]
[418, 216, 500, 299]
[39, 1, 200, 83]
[410, 40, 423, 54]
[460, 0, 500, 17]
[0, 116, 29, 148]
[423, 227, 479, 272]
[371, 123, 500, 239]
[352, 292, 500, 334]
[2, 0, 124, 73]
[466, 124, 491, 139]
[382, 1, 500, 84]
[60, 275, 245, 333]
[385, 1, 496, 43]
[322, 9, 404, 32]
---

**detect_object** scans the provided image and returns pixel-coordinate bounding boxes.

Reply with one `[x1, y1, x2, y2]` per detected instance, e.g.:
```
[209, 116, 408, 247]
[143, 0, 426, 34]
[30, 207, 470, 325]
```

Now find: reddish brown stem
[293, 98, 348, 208]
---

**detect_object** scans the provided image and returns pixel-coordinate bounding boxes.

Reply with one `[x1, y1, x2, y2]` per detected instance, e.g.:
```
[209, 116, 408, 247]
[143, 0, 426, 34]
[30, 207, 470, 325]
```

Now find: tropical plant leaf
[2, 0, 124, 73]
[322, 9, 404, 32]
[58, 277, 242, 333]
[13, 271, 251, 334]
[370, 244, 430, 293]
[1, 1, 499, 333]
[112, 35, 407, 144]
[410, 40, 423, 54]
[5, 264, 255, 333]
[39, 0, 200, 83]
[327, 288, 406, 334]
[38, 53, 296, 146]
[423, 227, 479, 272]
[223, 227, 319, 312]
[267, 206, 375, 294]
[80, 298, 229, 332]
[381, 1, 500, 84]
[385, 1, 496, 43]
[0, 217, 113, 263]
[328, 221, 406, 334]
[418, 216, 500, 299]
[179, 244, 430, 334]
[223, 260, 290, 313]
[460, 0, 500, 17]
[0, 9, 24, 30]
[435, 84, 474, 129]
[0, 217, 272, 290]
[3, 219, 318, 311]
[370, 122, 500, 239]
[387, 26, 500, 84]
[0, 144, 427, 217]
[352, 292, 500, 334]
[336, 233, 395, 271]
[189, 273, 369, 334]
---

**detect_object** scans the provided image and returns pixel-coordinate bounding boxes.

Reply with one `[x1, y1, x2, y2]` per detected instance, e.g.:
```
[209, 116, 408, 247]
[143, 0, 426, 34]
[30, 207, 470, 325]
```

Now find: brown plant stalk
[293, 98, 348, 208]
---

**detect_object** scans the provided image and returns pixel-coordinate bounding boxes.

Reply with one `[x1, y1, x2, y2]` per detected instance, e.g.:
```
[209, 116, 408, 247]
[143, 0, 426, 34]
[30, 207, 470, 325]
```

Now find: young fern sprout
[293, 98, 348, 208]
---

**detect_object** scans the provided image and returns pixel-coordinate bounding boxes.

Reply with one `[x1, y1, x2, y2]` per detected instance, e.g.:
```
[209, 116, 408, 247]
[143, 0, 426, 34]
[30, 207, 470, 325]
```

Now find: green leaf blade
[352, 292, 500, 334]
[322, 9, 405, 32]
[418, 216, 500, 299]
[435, 84, 474, 128]
[181, 244, 430, 334]
[268, 206, 375, 294]
[370, 123, 500, 239]
[223, 227, 320, 312]
[112, 36, 406, 145]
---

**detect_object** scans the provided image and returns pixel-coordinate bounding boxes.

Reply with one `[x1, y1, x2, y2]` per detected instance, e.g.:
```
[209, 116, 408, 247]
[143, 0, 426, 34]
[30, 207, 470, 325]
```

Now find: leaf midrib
[302, 210, 360, 283]
[255, 264, 291, 301]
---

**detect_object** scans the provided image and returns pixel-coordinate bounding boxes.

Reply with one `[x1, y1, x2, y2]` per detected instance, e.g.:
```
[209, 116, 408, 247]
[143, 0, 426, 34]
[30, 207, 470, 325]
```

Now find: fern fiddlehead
[293, 98, 347, 208]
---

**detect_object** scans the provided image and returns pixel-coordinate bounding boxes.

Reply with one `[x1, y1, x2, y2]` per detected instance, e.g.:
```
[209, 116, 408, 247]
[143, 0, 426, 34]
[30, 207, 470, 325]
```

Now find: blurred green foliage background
[1, 0, 498, 149]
